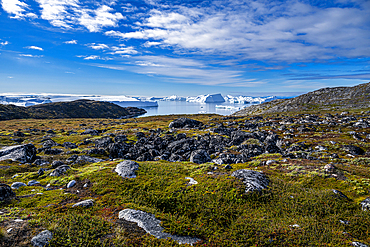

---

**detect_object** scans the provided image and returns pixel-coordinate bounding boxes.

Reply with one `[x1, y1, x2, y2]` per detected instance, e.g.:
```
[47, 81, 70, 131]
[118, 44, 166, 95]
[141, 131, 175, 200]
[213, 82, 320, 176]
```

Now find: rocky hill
[0, 100, 146, 120]
[233, 82, 370, 116]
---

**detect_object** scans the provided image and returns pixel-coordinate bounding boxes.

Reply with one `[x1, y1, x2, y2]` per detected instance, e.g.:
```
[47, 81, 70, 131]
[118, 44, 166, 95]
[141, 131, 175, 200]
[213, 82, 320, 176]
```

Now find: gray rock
[0, 144, 37, 163]
[119, 209, 200, 245]
[343, 145, 365, 155]
[51, 160, 64, 169]
[169, 118, 203, 129]
[49, 165, 71, 177]
[360, 197, 370, 211]
[62, 142, 77, 149]
[81, 129, 99, 135]
[42, 139, 57, 148]
[11, 182, 27, 189]
[0, 183, 16, 201]
[73, 155, 103, 164]
[190, 150, 211, 164]
[38, 168, 47, 176]
[28, 180, 40, 186]
[115, 160, 139, 178]
[72, 199, 94, 208]
[352, 242, 369, 247]
[31, 230, 53, 247]
[33, 159, 49, 166]
[67, 180, 76, 188]
[231, 169, 269, 193]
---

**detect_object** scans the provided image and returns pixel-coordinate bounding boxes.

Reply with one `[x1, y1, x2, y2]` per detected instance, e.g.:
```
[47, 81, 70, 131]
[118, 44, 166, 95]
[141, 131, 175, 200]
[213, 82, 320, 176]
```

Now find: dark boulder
[107, 142, 130, 158]
[95, 137, 113, 149]
[86, 148, 106, 155]
[190, 150, 212, 164]
[343, 145, 365, 155]
[169, 118, 202, 129]
[0, 183, 16, 201]
[43, 139, 58, 148]
[51, 160, 64, 169]
[114, 135, 128, 143]
[44, 148, 63, 155]
[0, 144, 37, 163]
[50, 165, 71, 176]
[62, 142, 77, 149]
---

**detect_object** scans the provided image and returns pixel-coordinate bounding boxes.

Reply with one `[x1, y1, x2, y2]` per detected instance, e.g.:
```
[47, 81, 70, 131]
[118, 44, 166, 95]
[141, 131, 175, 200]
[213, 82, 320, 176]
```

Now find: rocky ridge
[233, 82, 370, 116]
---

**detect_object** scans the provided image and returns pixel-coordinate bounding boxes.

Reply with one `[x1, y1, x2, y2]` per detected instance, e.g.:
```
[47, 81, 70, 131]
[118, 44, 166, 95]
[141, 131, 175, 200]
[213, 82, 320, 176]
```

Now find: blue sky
[0, 0, 369, 97]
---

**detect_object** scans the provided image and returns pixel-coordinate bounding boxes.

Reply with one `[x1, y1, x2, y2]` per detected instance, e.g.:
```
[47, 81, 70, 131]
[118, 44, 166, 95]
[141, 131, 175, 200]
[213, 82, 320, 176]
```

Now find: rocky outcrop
[0, 99, 146, 120]
[119, 209, 200, 245]
[0, 144, 37, 163]
[233, 82, 370, 116]
[169, 118, 203, 128]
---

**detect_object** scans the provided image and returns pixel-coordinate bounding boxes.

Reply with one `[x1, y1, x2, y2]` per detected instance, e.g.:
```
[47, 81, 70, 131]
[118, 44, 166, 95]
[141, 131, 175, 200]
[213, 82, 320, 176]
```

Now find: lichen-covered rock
[190, 150, 211, 164]
[28, 180, 40, 186]
[231, 169, 269, 193]
[169, 118, 202, 129]
[119, 209, 200, 245]
[72, 199, 94, 208]
[11, 182, 27, 189]
[0, 144, 37, 163]
[31, 230, 53, 247]
[115, 160, 139, 178]
[360, 197, 370, 211]
[49, 165, 71, 177]
[0, 183, 16, 201]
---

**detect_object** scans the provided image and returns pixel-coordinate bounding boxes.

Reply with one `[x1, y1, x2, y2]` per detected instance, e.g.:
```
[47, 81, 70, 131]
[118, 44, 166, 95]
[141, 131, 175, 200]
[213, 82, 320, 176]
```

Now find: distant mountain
[0, 99, 146, 120]
[233, 82, 370, 116]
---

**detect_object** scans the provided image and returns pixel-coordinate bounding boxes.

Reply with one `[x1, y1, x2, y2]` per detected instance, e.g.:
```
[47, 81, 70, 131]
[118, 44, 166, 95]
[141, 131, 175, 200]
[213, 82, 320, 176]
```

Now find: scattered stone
[11, 182, 27, 189]
[7, 228, 13, 233]
[28, 180, 40, 186]
[119, 209, 200, 245]
[31, 230, 53, 247]
[44, 148, 63, 155]
[62, 142, 77, 149]
[185, 177, 198, 185]
[324, 164, 336, 173]
[231, 169, 269, 193]
[332, 189, 349, 199]
[14, 219, 23, 222]
[360, 198, 370, 211]
[72, 199, 94, 208]
[67, 180, 76, 188]
[49, 165, 71, 177]
[38, 168, 47, 176]
[289, 224, 300, 228]
[115, 160, 139, 178]
[0, 144, 37, 163]
[339, 220, 349, 225]
[190, 150, 211, 164]
[169, 118, 203, 129]
[0, 183, 16, 201]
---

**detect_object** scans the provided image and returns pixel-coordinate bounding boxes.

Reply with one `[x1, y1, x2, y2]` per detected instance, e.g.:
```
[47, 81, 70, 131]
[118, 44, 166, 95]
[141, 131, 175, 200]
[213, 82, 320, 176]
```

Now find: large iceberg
[186, 93, 225, 103]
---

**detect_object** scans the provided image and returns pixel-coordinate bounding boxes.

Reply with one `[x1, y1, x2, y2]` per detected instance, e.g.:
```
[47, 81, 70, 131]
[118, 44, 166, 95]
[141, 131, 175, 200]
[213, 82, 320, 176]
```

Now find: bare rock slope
[233, 82, 370, 116]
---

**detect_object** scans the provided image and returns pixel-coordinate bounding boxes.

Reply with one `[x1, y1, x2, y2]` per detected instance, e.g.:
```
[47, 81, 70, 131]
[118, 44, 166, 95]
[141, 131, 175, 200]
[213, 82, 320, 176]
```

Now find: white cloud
[83, 55, 100, 60]
[105, 1, 370, 62]
[7, 76, 13, 79]
[0, 41, 9, 46]
[78, 5, 125, 32]
[1, 0, 37, 19]
[19, 54, 43, 58]
[89, 43, 110, 50]
[25, 46, 44, 51]
[64, 40, 77, 44]
[109, 46, 138, 55]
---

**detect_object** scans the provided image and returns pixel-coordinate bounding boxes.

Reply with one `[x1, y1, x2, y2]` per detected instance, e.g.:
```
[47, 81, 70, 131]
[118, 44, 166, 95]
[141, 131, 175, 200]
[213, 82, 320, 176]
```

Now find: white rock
[115, 160, 139, 178]
[7, 228, 13, 233]
[67, 180, 76, 188]
[185, 177, 198, 185]
[31, 230, 53, 247]
[11, 182, 27, 189]
[72, 199, 94, 208]
[119, 209, 200, 245]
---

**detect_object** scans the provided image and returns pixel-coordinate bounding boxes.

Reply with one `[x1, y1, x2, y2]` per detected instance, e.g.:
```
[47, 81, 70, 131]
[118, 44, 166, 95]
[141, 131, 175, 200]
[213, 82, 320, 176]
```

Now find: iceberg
[186, 93, 225, 103]
[161, 95, 186, 101]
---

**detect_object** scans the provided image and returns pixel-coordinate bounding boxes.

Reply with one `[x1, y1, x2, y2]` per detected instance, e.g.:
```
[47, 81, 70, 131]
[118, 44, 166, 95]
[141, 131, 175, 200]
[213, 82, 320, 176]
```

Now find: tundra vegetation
[0, 109, 370, 246]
